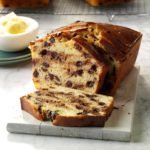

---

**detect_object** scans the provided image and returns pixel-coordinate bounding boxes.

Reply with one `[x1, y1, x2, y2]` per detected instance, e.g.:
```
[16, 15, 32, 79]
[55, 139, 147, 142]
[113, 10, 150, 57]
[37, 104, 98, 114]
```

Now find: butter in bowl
[0, 12, 39, 52]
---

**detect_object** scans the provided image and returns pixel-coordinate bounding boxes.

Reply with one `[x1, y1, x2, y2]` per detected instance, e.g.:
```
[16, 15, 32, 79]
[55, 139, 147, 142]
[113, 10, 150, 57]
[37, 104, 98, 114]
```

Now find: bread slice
[52, 21, 142, 95]
[30, 32, 109, 93]
[86, 0, 132, 6]
[20, 87, 114, 127]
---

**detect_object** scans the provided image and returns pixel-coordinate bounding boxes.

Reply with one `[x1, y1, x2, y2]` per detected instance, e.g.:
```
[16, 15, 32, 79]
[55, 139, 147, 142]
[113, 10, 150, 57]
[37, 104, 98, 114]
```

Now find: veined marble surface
[0, 14, 150, 150]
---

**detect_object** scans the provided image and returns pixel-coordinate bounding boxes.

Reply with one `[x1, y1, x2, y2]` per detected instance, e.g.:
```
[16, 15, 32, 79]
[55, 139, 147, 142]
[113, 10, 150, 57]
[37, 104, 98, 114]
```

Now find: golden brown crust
[53, 115, 106, 127]
[0, 0, 49, 8]
[20, 96, 43, 120]
[53, 98, 114, 127]
[53, 21, 142, 61]
[107, 37, 142, 95]
[86, 0, 132, 6]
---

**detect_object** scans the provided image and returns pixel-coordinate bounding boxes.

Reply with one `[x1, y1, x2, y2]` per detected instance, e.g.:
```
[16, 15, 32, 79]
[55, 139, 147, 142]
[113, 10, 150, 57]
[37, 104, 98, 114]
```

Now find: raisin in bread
[30, 32, 109, 93]
[20, 87, 114, 127]
[0, 0, 49, 8]
[51, 21, 142, 95]
[86, 0, 132, 6]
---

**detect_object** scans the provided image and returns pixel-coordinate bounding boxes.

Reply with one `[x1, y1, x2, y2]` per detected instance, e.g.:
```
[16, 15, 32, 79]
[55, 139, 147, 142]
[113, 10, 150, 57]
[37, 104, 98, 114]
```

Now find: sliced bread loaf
[52, 21, 142, 95]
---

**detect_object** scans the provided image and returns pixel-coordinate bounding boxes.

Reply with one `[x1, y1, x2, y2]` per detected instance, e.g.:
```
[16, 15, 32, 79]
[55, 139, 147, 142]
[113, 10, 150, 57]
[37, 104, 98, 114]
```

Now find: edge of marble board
[7, 66, 140, 142]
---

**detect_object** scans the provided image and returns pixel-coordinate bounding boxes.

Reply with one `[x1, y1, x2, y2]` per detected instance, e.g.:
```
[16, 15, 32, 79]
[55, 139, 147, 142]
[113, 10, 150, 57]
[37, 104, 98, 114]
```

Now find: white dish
[0, 16, 39, 52]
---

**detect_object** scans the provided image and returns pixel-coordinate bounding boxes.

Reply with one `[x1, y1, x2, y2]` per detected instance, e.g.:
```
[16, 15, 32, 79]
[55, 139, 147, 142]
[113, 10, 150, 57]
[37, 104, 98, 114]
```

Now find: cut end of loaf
[31, 33, 108, 93]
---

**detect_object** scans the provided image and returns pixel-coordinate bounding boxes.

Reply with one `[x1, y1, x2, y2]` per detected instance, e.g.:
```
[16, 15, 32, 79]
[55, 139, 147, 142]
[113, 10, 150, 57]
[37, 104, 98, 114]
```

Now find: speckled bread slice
[52, 21, 142, 95]
[30, 33, 109, 93]
[0, 0, 49, 8]
[86, 0, 132, 6]
[20, 87, 114, 127]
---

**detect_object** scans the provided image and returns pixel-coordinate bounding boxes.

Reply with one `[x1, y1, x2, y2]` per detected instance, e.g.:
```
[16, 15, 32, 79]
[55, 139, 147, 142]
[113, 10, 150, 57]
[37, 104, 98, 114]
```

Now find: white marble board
[7, 67, 140, 142]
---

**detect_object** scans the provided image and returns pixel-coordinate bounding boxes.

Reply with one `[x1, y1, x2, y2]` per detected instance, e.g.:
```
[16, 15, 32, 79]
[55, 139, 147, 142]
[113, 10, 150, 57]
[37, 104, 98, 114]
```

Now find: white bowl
[0, 16, 39, 52]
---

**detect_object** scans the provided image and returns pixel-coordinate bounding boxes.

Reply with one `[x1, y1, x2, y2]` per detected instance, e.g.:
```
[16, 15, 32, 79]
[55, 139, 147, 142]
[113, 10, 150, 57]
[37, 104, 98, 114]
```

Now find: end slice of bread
[20, 87, 114, 127]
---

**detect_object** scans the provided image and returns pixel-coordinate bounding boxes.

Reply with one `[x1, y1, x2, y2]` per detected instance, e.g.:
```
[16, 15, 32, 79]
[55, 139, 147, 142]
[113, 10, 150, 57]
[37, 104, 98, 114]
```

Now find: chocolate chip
[79, 95, 84, 98]
[76, 61, 83, 67]
[99, 102, 106, 106]
[76, 70, 83, 76]
[73, 84, 84, 89]
[48, 73, 54, 80]
[88, 65, 97, 74]
[85, 94, 92, 98]
[41, 67, 47, 72]
[73, 33, 77, 37]
[40, 49, 47, 56]
[92, 107, 99, 113]
[66, 81, 73, 88]
[67, 69, 71, 73]
[33, 69, 39, 78]
[84, 53, 90, 58]
[44, 41, 50, 47]
[86, 81, 95, 87]
[91, 64, 97, 71]
[77, 112, 83, 115]
[54, 75, 60, 82]
[38, 105, 42, 114]
[74, 43, 82, 51]
[49, 37, 55, 43]
[51, 51, 58, 59]
[48, 73, 61, 84]
[75, 104, 83, 110]
[60, 103, 65, 107]
[81, 102, 87, 106]
[42, 62, 49, 68]
[90, 98, 97, 101]
[35, 91, 41, 96]
[71, 70, 83, 77]
[85, 94, 97, 98]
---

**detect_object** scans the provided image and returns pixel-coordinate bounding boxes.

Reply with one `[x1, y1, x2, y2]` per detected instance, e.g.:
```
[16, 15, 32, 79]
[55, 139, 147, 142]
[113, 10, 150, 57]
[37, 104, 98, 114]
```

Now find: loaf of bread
[30, 21, 142, 95]
[20, 87, 114, 127]
[86, 0, 132, 6]
[0, 0, 49, 8]
[51, 21, 142, 95]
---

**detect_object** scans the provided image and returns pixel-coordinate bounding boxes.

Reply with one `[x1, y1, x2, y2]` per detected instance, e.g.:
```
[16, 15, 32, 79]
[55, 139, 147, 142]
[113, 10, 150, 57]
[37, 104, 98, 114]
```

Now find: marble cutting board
[7, 67, 140, 142]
